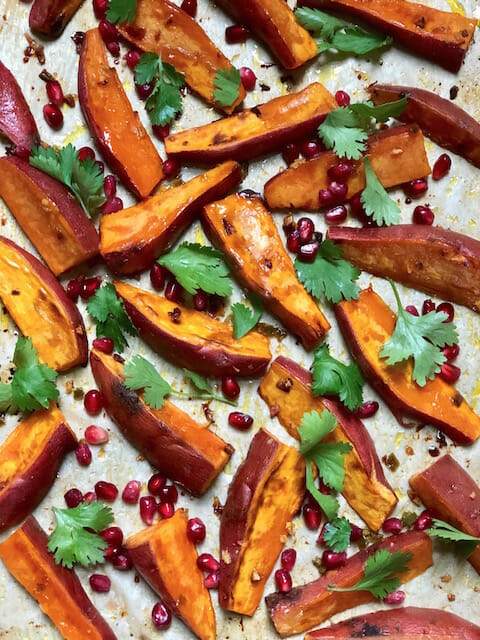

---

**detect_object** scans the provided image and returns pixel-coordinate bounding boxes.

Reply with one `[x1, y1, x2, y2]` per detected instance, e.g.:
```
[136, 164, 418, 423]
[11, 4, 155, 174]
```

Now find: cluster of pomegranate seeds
[354, 400, 379, 419]
[197, 552, 219, 589]
[275, 568, 292, 593]
[122, 480, 141, 504]
[221, 376, 240, 400]
[180, 0, 197, 17]
[140, 496, 157, 525]
[413, 510, 433, 531]
[335, 89, 350, 106]
[302, 503, 322, 531]
[403, 177, 429, 198]
[322, 550, 347, 570]
[64, 487, 84, 508]
[95, 481, 119, 502]
[384, 589, 406, 605]
[85, 425, 109, 445]
[225, 24, 249, 44]
[152, 602, 172, 630]
[228, 411, 253, 430]
[187, 517, 206, 544]
[382, 517, 403, 535]
[413, 204, 434, 225]
[84, 389, 104, 415]
[92, 337, 114, 354]
[75, 442, 92, 466]
[284, 216, 323, 263]
[239, 66, 256, 92]
[163, 158, 181, 179]
[98, 19, 120, 56]
[89, 574, 111, 593]
[43, 103, 63, 130]
[432, 153, 452, 181]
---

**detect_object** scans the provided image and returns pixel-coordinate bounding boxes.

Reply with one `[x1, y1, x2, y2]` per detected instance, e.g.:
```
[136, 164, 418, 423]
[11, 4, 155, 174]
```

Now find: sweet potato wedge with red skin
[328, 224, 480, 313]
[117, 0, 245, 114]
[335, 287, 480, 445]
[297, 0, 476, 73]
[0, 60, 39, 155]
[29, 0, 84, 37]
[304, 606, 480, 639]
[165, 83, 337, 163]
[0, 156, 99, 276]
[90, 348, 233, 496]
[0, 516, 117, 640]
[0, 236, 88, 372]
[266, 530, 432, 637]
[127, 510, 215, 640]
[258, 356, 397, 531]
[264, 124, 430, 211]
[100, 161, 242, 275]
[78, 29, 163, 199]
[410, 454, 480, 575]
[202, 193, 330, 349]
[115, 280, 271, 378]
[219, 428, 305, 616]
[0, 405, 77, 532]
[216, 0, 317, 69]
[369, 83, 480, 168]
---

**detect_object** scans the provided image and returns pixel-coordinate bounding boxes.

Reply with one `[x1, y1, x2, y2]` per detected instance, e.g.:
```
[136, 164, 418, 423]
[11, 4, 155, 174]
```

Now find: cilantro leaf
[13, 336, 38, 369]
[360, 157, 400, 226]
[331, 28, 392, 55]
[328, 549, 413, 598]
[106, 0, 136, 23]
[183, 369, 238, 406]
[305, 462, 340, 523]
[87, 283, 137, 353]
[349, 98, 408, 124]
[427, 519, 480, 559]
[158, 243, 232, 296]
[213, 67, 241, 108]
[0, 383, 14, 413]
[124, 356, 173, 410]
[134, 53, 185, 126]
[134, 52, 159, 84]
[299, 409, 338, 455]
[323, 517, 352, 552]
[232, 294, 263, 339]
[379, 280, 458, 386]
[311, 344, 364, 410]
[295, 240, 360, 304]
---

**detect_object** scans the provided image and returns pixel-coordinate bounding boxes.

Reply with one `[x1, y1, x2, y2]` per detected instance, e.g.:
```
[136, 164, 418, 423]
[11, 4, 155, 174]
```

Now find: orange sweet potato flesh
[297, 0, 476, 73]
[100, 161, 242, 274]
[266, 530, 433, 637]
[0, 236, 88, 372]
[29, 0, 84, 36]
[264, 125, 430, 211]
[335, 288, 480, 445]
[127, 509, 216, 640]
[258, 357, 397, 531]
[78, 28, 163, 199]
[165, 83, 337, 163]
[219, 428, 305, 616]
[202, 193, 330, 349]
[0, 516, 117, 639]
[410, 454, 480, 575]
[117, 0, 245, 114]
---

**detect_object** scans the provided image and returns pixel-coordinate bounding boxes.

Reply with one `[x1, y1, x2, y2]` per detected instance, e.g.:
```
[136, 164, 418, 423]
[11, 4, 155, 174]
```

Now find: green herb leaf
[182, 369, 238, 406]
[349, 98, 408, 125]
[360, 157, 400, 226]
[232, 294, 263, 339]
[87, 283, 137, 353]
[213, 67, 241, 108]
[311, 344, 364, 411]
[106, 0, 136, 23]
[331, 28, 392, 55]
[0, 383, 14, 413]
[158, 243, 232, 296]
[427, 519, 480, 559]
[48, 501, 114, 568]
[134, 52, 159, 84]
[134, 53, 185, 126]
[305, 462, 340, 523]
[379, 280, 458, 386]
[124, 356, 173, 410]
[323, 517, 352, 552]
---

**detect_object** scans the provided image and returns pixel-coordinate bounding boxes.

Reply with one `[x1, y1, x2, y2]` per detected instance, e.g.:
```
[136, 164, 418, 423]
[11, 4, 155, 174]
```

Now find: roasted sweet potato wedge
[335, 287, 480, 445]
[117, 0, 245, 114]
[29, 0, 85, 36]
[90, 348, 233, 496]
[219, 428, 305, 616]
[0, 156, 99, 276]
[328, 224, 480, 313]
[202, 193, 330, 349]
[297, 0, 476, 72]
[0, 60, 39, 155]
[266, 530, 433, 637]
[369, 83, 480, 168]
[216, 0, 317, 69]
[115, 280, 271, 377]
[0, 516, 117, 640]
[0, 405, 77, 532]
[78, 28, 163, 199]
[0, 236, 88, 372]
[258, 356, 397, 531]
[100, 161, 242, 275]
[410, 454, 480, 575]
[264, 125, 430, 211]
[305, 606, 480, 639]
[127, 510, 216, 640]
[165, 83, 337, 163]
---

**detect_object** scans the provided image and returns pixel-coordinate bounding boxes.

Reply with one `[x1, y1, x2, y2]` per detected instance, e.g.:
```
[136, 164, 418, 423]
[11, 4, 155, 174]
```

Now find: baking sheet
[0, 0, 480, 637]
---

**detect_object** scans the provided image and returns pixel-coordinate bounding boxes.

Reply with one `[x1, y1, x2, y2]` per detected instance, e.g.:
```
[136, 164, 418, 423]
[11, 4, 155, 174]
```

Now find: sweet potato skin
[328, 224, 480, 313]
[0, 60, 39, 154]
[409, 454, 480, 575]
[29, 0, 85, 36]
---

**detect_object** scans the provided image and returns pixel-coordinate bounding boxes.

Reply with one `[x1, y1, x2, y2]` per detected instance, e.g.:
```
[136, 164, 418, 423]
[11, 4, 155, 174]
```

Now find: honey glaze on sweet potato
[127, 510, 216, 640]
[335, 287, 480, 445]
[29, 0, 85, 36]
[258, 357, 397, 531]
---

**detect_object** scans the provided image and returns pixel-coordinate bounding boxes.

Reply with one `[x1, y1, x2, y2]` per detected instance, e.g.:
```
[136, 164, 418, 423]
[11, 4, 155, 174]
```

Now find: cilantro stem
[171, 390, 238, 407]
[387, 278, 403, 313]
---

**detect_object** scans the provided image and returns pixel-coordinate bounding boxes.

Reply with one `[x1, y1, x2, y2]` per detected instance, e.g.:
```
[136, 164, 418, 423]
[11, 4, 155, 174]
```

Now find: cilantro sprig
[106, 0, 136, 24]
[427, 519, 480, 559]
[361, 157, 400, 226]
[87, 283, 137, 353]
[134, 53, 185, 127]
[213, 67, 241, 108]
[311, 344, 364, 411]
[232, 294, 263, 339]
[323, 517, 352, 552]
[30, 144, 105, 218]
[379, 280, 458, 387]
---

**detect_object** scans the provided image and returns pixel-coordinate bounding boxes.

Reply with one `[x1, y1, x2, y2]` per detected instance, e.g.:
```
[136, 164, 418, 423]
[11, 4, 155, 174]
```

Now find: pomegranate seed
[66, 279, 81, 301]
[122, 480, 141, 504]
[225, 24, 249, 44]
[301, 139, 323, 160]
[99, 19, 118, 43]
[157, 485, 178, 504]
[92, 337, 114, 354]
[297, 217, 315, 244]
[281, 549, 296, 571]
[43, 103, 63, 130]
[318, 479, 331, 496]
[193, 290, 208, 311]
[240, 66, 256, 91]
[106, 41, 120, 57]
[403, 177, 428, 198]
[104, 545, 120, 562]
[275, 569, 292, 593]
[335, 90, 350, 106]
[325, 205, 347, 225]
[283, 143, 300, 166]
[92, 0, 108, 18]
[150, 263, 167, 291]
[89, 574, 111, 593]
[84, 389, 103, 415]
[286, 229, 301, 254]
[95, 481, 118, 502]
[422, 298, 436, 314]
[413, 204, 434, 225]
[187, 517, 206, 544]
[413, 510, 433, 531]
[437, 302, 455, 323]
[228, 411, 253, 430]
[158, 502, 175, 518]
[165, 279, 184, 303]
[112, 550, 133, 571]
[204, 571, 219, 589]
[222, 376, 240, 400]
[64, 488, 83, 508]
[85, 425, 109, 445]
[405, 305, 419, 316]
[349, 193, 365, 218]
[78, 146, 95, 162]
[148, 473, 167, 495]
[83, 491, 96, 504]
[316, 521, 328, 546]
[297, 241, 319, 263]
[75, 443, 92, 466]
[152, 602, 172, 630]
[124, 49, 141, 70]
[439, 362, 461, 384]
[197, 553, 220, 573]
[303, 504, 322, 531]
[354, 400, 379, 419]
[46, 80, 64, 106]
[181, 0, 197, 16]
[384, 589, 406, 605]
[80, 276, 101, 300]
[95, 160, 105, 174]
[350, 523, 363, 542]
[100, 526, 123, 546]
[322, 550, 347, 570]
[318, 188, 335, 209]
[152, 123, 170, 140]
[329, 181, 348, 201]
[163, 158, 181, 178]
[103, 174, 116, 198]
[328, 162, 352, 183]
[135, 81, 154, 100]
[101, 196, 123, 215]
[432, 153, 451, 181]
[140, 496, 157, 525]
[382, 517, 403, 534]
[442, 343, 459, 362]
